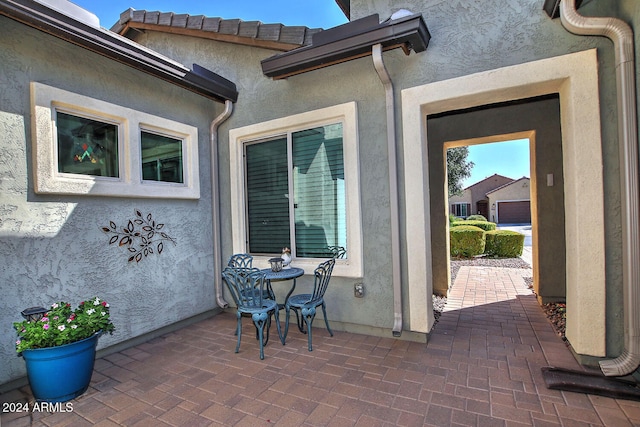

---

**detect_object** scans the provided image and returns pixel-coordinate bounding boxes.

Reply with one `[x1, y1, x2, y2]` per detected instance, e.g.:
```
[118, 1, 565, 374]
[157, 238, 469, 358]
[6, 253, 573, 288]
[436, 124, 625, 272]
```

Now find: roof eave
[0, 0, 238, 102]
[261, 13, 430, 80]
[543, 0, 583, 19]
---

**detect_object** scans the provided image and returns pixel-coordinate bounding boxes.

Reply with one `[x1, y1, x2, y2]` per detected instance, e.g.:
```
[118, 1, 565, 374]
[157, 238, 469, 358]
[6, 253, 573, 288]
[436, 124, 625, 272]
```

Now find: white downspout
[211, 100, 234, 308]
[372, 43, 403, 337]
[560, 0, 640, 376]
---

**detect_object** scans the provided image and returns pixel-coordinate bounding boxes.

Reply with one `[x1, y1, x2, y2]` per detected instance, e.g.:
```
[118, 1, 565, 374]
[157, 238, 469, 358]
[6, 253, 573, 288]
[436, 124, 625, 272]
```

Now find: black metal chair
[283, 258, 335, 351]
[221, 267, 281, 359]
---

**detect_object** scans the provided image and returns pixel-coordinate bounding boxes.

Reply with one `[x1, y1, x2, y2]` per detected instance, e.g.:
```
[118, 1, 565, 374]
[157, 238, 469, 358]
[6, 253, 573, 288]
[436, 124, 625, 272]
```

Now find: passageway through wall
[445, 137, 535, 291]
[427, 95, 567, 306]
[402, 50, 606, 356]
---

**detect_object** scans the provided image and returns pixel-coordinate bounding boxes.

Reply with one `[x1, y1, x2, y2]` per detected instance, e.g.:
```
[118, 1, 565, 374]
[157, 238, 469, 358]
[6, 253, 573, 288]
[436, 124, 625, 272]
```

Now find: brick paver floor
[3, 266, 640, 426]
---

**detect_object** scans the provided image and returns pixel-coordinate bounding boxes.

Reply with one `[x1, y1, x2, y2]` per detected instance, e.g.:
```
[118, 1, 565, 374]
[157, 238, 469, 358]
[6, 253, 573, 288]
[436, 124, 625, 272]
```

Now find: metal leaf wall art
[102, 209, 176, 263]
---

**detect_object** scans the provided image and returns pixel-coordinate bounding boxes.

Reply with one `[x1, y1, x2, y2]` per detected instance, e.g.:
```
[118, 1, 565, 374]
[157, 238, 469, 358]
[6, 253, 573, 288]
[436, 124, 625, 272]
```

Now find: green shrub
[449, 215, 462, 224]
[484, 230, 525, 257]
[450, 220, 496, 232]
[450, 225, 486, 258]
[467, 214, 487, 222]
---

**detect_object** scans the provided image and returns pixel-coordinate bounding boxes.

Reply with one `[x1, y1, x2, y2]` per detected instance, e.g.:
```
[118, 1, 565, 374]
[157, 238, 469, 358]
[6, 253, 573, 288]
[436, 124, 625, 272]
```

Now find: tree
[447, 147, 474, 197]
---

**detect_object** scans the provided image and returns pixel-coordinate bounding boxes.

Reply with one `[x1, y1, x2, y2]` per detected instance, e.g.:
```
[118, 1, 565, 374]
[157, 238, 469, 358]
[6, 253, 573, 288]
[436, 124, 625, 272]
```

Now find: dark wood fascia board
[261, 13, 430, 79]
[0, 0, 238, 102]
[334, 0, 350, 20]
[119, 21, 301, 52]
[543, 0, 583, 19]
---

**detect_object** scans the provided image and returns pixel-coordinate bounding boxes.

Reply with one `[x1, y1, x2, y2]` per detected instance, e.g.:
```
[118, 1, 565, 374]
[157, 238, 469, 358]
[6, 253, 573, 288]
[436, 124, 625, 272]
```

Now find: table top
[261, 267, 304, 280]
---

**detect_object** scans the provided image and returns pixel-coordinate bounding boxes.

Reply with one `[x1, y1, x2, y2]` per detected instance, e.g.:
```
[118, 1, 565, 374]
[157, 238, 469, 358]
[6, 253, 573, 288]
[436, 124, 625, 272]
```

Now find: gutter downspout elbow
[560, 0, 640, 376]
[372, 44, 403, 337]
[211, 100, 234, 308]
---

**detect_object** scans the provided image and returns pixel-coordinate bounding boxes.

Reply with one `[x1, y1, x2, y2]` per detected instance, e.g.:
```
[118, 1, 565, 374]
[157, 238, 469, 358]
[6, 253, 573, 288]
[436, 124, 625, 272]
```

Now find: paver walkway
[3, 266, 640, 426]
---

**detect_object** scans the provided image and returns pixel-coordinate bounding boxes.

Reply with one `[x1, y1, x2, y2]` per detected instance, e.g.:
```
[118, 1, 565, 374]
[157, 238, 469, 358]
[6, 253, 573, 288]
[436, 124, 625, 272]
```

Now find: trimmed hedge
[484, 230, 525, 257]
[450, 220, 497, 232]
[467, 214, 487, 222]
[450, 225, 486, 257]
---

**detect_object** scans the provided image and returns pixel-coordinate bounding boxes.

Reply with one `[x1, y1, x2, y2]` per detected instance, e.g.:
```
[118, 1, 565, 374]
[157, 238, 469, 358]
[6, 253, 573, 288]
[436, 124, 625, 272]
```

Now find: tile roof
[112, 9, 323, 52]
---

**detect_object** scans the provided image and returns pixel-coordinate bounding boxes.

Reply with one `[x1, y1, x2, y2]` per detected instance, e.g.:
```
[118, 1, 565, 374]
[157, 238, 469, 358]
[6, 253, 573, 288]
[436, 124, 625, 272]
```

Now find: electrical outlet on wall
[354, 283, 364, 298]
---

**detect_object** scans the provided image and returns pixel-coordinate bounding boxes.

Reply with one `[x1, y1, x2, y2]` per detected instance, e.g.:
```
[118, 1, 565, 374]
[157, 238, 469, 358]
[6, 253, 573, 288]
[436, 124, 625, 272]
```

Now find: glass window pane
[57, 112, 119, 177]
[293, 124, 346, 258]
[141, 131, 184, 183]
[245, 137, 290, 254]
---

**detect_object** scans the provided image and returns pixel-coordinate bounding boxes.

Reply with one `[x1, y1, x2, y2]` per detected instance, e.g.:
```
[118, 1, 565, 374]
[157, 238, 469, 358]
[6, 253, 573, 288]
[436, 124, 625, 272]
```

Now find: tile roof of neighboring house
[485, 176, 530, 195]
[0, 0, 238, 102]
[111, 8, 323, 52]
[463, 173, 513, 191]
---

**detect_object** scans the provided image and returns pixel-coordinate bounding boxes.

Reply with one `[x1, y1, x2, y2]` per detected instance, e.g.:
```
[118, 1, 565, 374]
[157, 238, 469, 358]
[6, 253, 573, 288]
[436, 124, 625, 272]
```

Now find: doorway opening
[401, 50, 606, 356]
[445, 135, 535, 291]
[426, 94, 566, 312]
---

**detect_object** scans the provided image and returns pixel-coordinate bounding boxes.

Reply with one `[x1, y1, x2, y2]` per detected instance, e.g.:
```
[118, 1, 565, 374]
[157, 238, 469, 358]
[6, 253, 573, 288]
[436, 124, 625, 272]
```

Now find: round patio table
[260, 267, 304, 309]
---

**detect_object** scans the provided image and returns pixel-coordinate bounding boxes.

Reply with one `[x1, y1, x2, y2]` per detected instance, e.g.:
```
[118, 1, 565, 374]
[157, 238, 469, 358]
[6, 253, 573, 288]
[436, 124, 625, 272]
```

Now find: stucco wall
[488, 179, 531, 202]
[0, 17, 222, 386]
[447, 190, 471, 206]
[132, 29, 400, 336]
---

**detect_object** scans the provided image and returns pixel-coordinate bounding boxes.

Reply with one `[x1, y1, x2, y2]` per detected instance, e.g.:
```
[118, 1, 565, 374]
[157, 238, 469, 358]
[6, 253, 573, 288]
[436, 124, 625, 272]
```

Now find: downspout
[372, 43, 403, 337]
[560, 0, 640, 376]
[211, 100, 234, 308]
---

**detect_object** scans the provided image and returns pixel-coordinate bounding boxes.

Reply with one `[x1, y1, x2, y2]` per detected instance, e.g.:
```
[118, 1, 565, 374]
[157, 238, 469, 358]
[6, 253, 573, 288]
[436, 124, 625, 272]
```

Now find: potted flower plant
[13, 297, 115, 402]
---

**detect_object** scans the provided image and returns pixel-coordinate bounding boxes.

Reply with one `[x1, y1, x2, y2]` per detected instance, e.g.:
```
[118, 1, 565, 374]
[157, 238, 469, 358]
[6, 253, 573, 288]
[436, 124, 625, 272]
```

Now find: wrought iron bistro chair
[327, 245, 346, 259]
[221, 267, 282, 359]
[283, 258, 336, 351]
[227, 253, 254, 268]
[227, 253, 275, 300]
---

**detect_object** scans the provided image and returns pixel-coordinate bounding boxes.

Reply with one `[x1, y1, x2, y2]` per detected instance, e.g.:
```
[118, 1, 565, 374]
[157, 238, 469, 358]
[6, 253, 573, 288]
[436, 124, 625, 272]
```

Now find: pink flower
[43, 324, 49, 330]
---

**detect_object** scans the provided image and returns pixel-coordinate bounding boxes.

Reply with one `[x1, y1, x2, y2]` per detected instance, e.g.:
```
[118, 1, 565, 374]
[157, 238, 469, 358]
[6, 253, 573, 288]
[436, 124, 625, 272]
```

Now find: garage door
[497, 201, 531, 224]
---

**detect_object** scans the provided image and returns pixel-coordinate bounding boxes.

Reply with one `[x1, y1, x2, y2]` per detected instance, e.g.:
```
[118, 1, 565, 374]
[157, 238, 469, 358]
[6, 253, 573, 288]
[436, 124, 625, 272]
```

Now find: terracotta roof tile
[113, 9, 320, 50]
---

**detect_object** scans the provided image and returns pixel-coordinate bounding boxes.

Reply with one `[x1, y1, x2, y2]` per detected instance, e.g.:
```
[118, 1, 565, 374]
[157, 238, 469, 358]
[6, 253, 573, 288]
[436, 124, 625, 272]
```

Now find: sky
[70, 0, 348, 30]
[461, 139, 531, 189]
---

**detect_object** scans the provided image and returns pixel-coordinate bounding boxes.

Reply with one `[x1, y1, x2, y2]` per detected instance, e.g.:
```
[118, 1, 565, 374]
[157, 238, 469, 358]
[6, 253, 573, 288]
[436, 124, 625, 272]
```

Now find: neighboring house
[487, 177, 531, 224]
[2, 0, 640, 387]
[449, 173, 514, 220]
[449, 174, 531, 223]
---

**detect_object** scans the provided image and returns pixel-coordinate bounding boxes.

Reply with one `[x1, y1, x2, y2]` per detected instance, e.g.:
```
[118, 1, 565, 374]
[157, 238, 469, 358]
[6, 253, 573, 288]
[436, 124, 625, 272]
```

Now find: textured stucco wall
[133, 30, 398, 335]
[0, 17, 222, 385]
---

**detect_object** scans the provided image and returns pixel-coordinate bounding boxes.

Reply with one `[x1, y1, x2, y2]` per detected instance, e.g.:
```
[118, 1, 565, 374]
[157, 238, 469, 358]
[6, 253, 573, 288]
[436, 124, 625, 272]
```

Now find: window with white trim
[245, 124, 346, 257]
[31, 82, 199, 199]
[451, 203, 470, 218]
[229, 103, 362, 277]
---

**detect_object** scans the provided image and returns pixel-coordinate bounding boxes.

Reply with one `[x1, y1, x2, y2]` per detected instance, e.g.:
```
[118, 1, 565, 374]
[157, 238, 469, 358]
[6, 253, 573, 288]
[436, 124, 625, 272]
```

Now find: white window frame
[451, 202, 470, 218]
[31, 82, 199, 199]
[229, 102, 363, 278]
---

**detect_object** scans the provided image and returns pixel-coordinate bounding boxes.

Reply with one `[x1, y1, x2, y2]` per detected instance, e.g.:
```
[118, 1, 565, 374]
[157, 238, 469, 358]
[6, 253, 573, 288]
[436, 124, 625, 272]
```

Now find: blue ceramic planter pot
[21, 333, 100, 402]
